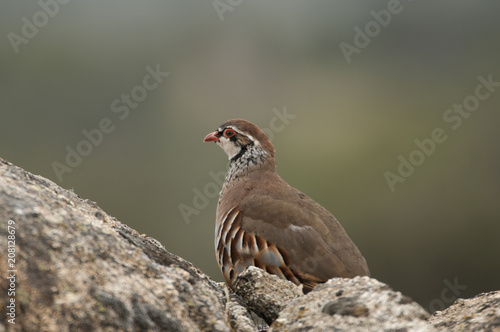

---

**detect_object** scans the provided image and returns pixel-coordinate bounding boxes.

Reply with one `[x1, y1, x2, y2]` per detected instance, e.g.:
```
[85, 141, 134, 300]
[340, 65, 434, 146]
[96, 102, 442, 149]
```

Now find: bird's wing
[239, 192, 369, 281]
[216, 172, 369, 291]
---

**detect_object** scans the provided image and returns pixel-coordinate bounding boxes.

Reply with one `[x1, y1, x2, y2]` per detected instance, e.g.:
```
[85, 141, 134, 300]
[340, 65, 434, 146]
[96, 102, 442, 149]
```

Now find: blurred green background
[1, 1, 499, 311]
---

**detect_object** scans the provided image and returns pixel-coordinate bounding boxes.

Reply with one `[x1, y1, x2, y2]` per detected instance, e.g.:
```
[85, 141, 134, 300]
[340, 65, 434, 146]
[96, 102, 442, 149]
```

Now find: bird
[203, 119, 369, 293]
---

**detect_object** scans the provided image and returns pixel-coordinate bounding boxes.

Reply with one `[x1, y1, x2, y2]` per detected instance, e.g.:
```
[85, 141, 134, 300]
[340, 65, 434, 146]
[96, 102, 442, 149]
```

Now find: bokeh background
[1, 1, 499, 311]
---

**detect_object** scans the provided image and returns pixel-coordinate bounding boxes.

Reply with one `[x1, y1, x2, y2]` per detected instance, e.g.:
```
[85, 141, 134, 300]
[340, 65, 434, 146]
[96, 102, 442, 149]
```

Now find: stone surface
[1, 157, 499, 332]
[234, 266, 302, 325]
[429, 290, 500, 331]
[270, 276, 435, 332]
[0, 157, 231, 331]
[218, 282, 258, 332]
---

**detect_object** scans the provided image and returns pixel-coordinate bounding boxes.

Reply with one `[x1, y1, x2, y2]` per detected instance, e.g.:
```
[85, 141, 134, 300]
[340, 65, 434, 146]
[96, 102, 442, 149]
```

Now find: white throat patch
[217, 137, 241, 160]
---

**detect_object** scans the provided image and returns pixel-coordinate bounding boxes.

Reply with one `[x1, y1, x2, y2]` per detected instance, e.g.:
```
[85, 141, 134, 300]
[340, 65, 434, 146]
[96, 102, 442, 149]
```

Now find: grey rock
[0, 158, 230, 331]
[429, 290, 500, 331]
[270, 276, 435, 332]
[1, 157, 499, 332]
[234, 266, 302, 325]
[218, 282, 258, 332]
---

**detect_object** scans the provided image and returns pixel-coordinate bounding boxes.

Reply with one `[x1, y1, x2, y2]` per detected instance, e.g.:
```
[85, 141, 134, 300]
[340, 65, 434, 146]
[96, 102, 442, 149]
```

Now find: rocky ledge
[0, 157, 498, 331]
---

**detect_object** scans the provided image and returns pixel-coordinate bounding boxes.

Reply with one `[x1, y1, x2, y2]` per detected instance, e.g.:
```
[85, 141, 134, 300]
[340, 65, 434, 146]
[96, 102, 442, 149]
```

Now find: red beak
[203, 131, 219, 142]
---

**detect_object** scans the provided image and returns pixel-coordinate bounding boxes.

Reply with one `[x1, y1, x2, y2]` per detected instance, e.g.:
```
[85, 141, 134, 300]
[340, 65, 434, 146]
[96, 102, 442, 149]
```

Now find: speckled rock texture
[236, 260, 500, 332]
[429, 290, 500, 331]
[0, 157, 254, 331]
[1, 157, 499, 332]
[234, 266, 302, 325]
[270, 276, 435, 332]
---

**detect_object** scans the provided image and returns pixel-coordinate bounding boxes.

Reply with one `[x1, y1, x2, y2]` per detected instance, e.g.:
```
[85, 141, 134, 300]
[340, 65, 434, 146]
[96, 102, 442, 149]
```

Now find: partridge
[203, 119, 369, 293]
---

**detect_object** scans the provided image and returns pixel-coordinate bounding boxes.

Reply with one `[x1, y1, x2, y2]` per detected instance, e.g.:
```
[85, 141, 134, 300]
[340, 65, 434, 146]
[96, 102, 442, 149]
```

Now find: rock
[429, 290, 500, 331]
[1, 156, 499, 331]
[234, 266, 302, 325]
[225, 291, 259, 332]
[271, 276, 435, 331]
[0, 157, 233, 331]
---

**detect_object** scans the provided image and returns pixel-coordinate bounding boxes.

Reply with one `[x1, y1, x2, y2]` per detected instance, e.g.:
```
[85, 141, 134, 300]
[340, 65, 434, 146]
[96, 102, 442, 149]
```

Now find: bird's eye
[223, 129, 236, 138]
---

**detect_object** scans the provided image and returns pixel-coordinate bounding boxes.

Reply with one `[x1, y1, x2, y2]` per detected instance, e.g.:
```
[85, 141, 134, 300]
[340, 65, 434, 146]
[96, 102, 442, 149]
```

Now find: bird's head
[203, 119, 275, 163]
